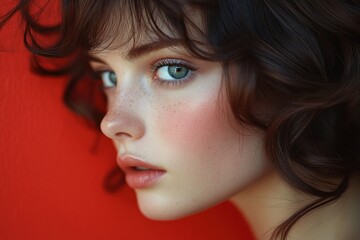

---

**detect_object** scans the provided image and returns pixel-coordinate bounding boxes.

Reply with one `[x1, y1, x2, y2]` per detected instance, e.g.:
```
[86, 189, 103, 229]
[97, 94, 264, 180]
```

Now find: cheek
[156, 93, 223, 157]
[153, 87, 268, 184]
[136, 76, 269, 220]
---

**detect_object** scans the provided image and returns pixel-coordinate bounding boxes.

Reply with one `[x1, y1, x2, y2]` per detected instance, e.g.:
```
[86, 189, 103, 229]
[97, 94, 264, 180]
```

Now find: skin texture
[92, 44, 271, 220]
[89, 10, 360, 239]
[91, 42, 360, 239]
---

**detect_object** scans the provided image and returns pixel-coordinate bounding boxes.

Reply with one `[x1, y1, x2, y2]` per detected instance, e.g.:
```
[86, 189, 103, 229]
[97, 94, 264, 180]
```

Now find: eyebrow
[89, 39, 186, 64]
[126, 39, 184, 60]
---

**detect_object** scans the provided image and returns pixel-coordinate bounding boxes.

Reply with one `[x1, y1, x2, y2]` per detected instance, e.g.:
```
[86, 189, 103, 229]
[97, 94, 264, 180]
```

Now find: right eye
[100, 71, 117, 88]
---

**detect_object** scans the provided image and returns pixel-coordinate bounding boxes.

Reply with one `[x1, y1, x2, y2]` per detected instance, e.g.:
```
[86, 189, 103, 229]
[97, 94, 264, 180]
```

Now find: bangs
[65, 0, 209, 54]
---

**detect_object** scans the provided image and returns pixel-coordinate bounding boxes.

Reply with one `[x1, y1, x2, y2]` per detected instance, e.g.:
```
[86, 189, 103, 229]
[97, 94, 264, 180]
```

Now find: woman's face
[90, 33, 270, 220]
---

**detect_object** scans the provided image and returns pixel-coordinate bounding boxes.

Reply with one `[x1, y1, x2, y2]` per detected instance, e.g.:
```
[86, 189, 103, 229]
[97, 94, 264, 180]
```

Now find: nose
[100, 88, 145, 142]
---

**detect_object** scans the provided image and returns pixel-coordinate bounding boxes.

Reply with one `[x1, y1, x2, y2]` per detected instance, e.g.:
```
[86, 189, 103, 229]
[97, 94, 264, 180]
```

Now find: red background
[0, 5, 254, 240]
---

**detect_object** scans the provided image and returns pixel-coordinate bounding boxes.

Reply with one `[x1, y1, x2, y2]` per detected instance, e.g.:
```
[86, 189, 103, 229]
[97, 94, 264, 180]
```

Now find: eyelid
[150, 58, 199, 72]
[90, 68, 117, 90]
[150, 58, 199, 88]
[92, 68, 112, 80]
[89, 61, 113, 78]
[90, 62, 112, 72]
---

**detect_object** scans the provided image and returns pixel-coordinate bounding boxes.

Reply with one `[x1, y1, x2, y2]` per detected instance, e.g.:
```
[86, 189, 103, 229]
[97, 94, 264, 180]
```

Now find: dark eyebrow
[89, 39, 192, 63]
[126, 39, 184, 60]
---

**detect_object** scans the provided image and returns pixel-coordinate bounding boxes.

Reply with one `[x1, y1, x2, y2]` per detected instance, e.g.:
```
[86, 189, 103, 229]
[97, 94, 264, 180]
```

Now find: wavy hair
[1, 0, 360, 239]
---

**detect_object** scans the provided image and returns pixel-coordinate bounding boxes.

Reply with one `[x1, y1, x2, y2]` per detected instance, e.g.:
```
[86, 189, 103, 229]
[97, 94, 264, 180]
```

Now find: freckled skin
[96, 47, 270, 220]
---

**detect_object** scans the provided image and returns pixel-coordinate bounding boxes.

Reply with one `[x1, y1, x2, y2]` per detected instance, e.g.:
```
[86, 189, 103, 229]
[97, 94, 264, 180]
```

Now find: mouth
[117, 155, 166, 189]
[132, 166, 152, 171]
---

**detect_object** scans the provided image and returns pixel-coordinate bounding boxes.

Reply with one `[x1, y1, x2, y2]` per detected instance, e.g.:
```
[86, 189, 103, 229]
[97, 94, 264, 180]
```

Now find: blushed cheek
[155, 94, 226, 159]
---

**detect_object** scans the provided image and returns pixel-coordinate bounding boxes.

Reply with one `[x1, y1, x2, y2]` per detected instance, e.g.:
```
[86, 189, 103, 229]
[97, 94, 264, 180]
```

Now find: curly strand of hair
[1, 1, 360, 239]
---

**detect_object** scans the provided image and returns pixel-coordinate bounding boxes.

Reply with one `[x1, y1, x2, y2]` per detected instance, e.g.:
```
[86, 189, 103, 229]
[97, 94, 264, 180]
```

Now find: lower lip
[125, 169, 166, 189]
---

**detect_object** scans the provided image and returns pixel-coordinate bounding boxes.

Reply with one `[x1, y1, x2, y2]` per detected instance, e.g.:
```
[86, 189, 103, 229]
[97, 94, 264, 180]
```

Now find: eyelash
[92, 58, 199, 89]
[92, 69, 115, 90]
[149, 58, 199, 88]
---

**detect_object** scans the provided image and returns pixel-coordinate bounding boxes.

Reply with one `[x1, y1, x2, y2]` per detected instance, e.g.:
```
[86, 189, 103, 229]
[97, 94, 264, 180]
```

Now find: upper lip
[117, 155, 165, 172]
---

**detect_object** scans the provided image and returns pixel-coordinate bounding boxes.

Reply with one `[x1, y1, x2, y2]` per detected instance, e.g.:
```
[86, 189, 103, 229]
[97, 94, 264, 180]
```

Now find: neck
[230, 171, 360, 240]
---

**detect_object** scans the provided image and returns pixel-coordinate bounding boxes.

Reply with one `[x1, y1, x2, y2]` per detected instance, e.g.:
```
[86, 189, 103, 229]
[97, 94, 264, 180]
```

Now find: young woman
[2, 0, 359, 239]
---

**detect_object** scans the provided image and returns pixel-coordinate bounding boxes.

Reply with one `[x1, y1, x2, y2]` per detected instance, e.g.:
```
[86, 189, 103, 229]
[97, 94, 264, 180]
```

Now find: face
[89, 19, 270, 221]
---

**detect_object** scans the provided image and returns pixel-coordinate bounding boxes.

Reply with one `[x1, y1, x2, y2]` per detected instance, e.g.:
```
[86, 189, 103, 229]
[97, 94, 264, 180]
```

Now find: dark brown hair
[2, 0, 360, 239]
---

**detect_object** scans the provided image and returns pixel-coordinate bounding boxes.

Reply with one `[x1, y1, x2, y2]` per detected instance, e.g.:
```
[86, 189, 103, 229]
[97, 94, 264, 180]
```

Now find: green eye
[157, 65, 190, 81]
[168, 66, 189, 79]
[151, 58, 199, 87]
[100, 71, 117, 88]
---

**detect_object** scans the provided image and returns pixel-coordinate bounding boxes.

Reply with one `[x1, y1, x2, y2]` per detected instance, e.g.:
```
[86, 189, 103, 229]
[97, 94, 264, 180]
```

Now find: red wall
[0, 8, 254, 240]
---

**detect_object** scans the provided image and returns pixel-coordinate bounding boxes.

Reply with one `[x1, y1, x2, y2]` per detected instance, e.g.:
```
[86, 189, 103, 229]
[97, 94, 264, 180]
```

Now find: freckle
[162, 99, 179, 115]
[166, 101, 177, 111]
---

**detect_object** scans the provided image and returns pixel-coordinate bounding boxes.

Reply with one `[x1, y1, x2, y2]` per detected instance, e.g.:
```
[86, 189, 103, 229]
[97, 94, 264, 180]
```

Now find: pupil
[168, 65, 188, 79]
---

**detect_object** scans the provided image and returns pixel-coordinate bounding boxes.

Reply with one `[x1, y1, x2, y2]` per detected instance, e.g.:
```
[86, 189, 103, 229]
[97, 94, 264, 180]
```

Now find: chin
[139, 206, 188, 221]
[136, 193, 196, 221]
[134, 189, 230, 221]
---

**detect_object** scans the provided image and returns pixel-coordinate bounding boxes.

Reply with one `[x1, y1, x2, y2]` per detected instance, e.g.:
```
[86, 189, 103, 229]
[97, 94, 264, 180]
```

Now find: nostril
[115, 132, 132, 138]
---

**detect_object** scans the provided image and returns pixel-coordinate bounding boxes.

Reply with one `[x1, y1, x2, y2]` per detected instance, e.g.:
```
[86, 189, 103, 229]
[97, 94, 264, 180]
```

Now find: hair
[1, 0, 360, 239]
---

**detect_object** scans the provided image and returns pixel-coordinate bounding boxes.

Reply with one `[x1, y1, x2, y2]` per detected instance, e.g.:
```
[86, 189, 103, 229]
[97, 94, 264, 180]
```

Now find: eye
[151, 59, 198, 87]
[100, 71, 117, 88]
[156, 65, 190, 80]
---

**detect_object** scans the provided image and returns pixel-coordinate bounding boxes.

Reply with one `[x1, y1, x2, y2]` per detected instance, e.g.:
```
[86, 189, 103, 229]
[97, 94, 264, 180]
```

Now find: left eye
[100, 71, 117, 88]
[156, 65, 191, 81]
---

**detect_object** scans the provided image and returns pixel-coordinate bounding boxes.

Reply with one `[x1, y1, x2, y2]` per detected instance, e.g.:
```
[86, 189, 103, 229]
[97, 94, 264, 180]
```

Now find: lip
[117, 155, 166, 189]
